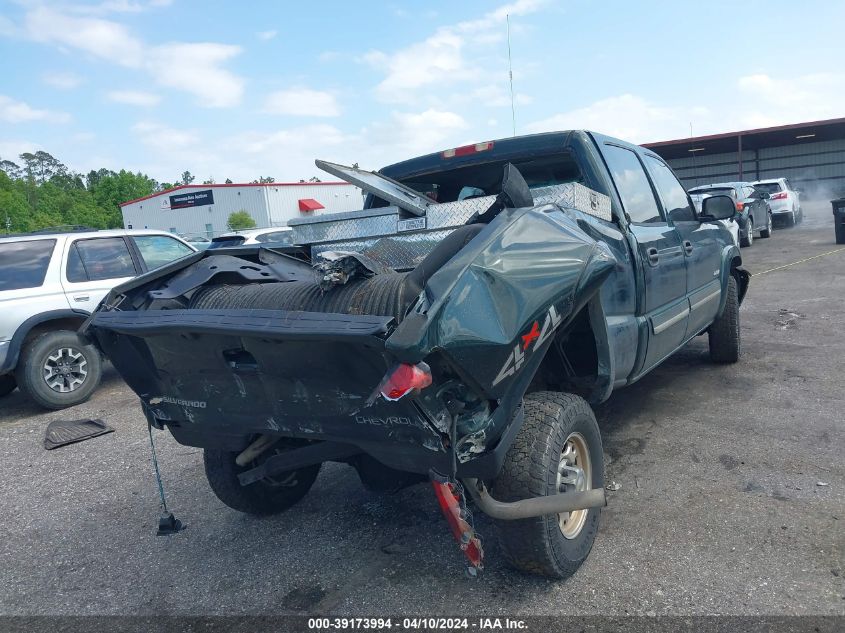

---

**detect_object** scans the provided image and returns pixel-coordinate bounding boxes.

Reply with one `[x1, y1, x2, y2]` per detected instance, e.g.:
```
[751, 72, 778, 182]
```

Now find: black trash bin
[833, 198, 845, 244]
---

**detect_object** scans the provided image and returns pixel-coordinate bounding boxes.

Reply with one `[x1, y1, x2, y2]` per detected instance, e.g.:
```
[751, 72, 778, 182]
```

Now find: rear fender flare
[716, 245, 749, 316]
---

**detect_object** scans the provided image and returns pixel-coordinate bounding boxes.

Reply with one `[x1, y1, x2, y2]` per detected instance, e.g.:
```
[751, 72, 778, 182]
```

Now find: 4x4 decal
[492, 304, 562, 386]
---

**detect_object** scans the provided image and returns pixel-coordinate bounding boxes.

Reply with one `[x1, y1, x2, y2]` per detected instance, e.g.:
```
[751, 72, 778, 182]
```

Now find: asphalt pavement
[0, 200, 842, 616]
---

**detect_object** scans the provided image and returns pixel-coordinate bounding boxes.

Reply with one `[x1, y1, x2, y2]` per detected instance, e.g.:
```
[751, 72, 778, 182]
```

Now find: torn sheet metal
[314, 250, 393, 290]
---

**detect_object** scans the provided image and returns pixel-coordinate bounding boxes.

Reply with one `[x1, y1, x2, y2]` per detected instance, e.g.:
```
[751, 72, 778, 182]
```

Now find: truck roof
[379, 131, 579, 180]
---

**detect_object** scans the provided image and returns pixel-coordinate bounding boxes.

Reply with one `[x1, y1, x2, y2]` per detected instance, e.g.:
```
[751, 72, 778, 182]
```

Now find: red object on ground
[431, 480, 484, 571]
[298, 198, 325, 212]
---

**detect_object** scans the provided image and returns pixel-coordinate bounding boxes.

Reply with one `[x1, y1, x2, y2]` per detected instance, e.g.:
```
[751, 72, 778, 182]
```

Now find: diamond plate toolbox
[289, 183, 611, 269]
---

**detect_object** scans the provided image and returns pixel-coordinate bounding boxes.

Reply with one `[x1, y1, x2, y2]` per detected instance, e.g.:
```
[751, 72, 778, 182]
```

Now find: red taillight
[735, 202, 744, 211]
[379, 362, 432, 401]
[770, 192, 788, 200]
[442, 141, 494, 158]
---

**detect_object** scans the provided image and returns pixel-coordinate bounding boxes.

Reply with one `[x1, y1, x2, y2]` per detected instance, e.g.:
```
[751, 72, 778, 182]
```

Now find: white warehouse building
[120, 181, 363, 237]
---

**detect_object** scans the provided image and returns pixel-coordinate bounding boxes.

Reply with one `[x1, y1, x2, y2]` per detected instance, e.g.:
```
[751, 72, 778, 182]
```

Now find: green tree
[0, 171, 32, 233]
[0, 159, 21, 179]
[180, 171, 195, 185]
[227, 210, 257, 230]
[92, 170, 157, 227]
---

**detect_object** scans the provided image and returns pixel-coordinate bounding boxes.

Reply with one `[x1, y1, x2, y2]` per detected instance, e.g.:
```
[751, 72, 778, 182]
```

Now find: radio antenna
[507, 14, 516, 137]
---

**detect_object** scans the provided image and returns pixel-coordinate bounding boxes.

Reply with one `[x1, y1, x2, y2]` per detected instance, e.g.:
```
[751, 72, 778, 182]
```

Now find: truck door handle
[72, 295, 90, 302]
[683, 240, 694, 255]
[646, 247, 659, 266]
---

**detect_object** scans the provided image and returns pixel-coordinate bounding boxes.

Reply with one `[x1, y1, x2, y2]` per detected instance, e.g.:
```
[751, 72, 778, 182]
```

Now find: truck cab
[370, 131, 742, 391]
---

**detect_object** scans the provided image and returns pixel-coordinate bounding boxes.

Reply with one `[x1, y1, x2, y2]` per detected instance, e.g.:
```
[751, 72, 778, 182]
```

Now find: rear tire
[491, 392, 604, 579]
[204, 446, 321, 515]
[15, 330, 102, 410]
[740, 219, 753, 247]
[0, 374, 16, 397]
[709, 276, 741, 363]
[760, 212, 772, 238]
[836, 217, 845, 244]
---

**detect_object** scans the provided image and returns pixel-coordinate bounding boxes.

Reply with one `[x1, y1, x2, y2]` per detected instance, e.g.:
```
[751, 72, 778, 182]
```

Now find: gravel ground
[0, 200, 842, 616]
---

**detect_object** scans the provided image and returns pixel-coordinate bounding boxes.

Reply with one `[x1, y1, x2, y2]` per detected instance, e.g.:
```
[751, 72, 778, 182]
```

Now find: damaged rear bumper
[85, 307, 523, 480]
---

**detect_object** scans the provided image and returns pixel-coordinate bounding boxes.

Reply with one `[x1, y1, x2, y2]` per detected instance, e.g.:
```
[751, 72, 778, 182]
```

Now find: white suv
[751, 177, 803, 226]
[0, 229, 195, 409]
[207, 227, 294, 249]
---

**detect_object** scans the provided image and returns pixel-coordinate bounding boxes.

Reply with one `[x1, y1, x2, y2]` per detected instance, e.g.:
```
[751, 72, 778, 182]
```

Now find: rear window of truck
[373, 153, 583, 206]
[0, 239, 56, 291]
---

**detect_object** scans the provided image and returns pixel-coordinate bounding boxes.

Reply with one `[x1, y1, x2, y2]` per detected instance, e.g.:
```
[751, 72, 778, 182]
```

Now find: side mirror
[700, 195, 736, 221]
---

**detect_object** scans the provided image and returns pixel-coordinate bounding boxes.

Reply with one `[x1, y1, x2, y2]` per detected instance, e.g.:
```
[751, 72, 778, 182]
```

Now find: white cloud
[20, 7, 245, 108]
[236, 124, 349, 157]
[107, 90, 161, 106]
[318, 51, 342, 62]
[257, 30, 277, 41]
[130, 122, 353, 183]
[525, 94, 709, 143]
[145, 43, 245, 108]
[524, 72, 845, 145]
[133, 121, 200, 151]
[735, 73, 845, 129]
[365, 109, 468, 156]
[0, 95, 71, 124]
[363, 31, 466, 102]
[42, 71, 85, 90]
[458, 84, 533, 108]
[0, 140, 42, 161]
[72, 0, 173, 16]
[363, 0, 544, 104]
[263, 88, 341, 117]
[24, 7, 145, 67]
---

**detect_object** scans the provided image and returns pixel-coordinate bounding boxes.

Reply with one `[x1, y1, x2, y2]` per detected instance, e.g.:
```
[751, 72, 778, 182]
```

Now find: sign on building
[169, 189, 215, 209]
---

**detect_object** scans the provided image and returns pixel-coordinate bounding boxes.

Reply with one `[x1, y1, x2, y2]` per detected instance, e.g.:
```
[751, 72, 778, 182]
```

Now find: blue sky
[1, 0, 844, 183]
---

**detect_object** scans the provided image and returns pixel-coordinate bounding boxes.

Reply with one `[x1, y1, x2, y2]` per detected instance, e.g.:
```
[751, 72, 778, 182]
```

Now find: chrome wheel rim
[42, 347, 88, 393]
[557, 432, 592, 539]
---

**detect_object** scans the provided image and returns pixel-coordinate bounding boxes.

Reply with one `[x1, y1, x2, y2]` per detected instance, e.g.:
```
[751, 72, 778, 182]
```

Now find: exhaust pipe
[462, 478, 606, 520]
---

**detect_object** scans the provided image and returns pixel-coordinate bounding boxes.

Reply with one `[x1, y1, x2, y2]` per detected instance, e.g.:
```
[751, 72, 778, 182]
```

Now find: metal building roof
[120, 181, 350, 207]
[643, 117, 845, 159]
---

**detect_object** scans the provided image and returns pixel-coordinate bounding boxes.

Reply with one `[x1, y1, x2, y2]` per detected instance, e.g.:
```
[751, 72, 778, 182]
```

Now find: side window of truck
[642, 155, 696, 223]
[602, 144, 662, 223]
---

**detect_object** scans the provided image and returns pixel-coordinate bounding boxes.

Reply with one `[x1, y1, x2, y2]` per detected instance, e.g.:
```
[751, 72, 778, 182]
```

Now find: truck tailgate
[86, 308, 444, 452]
